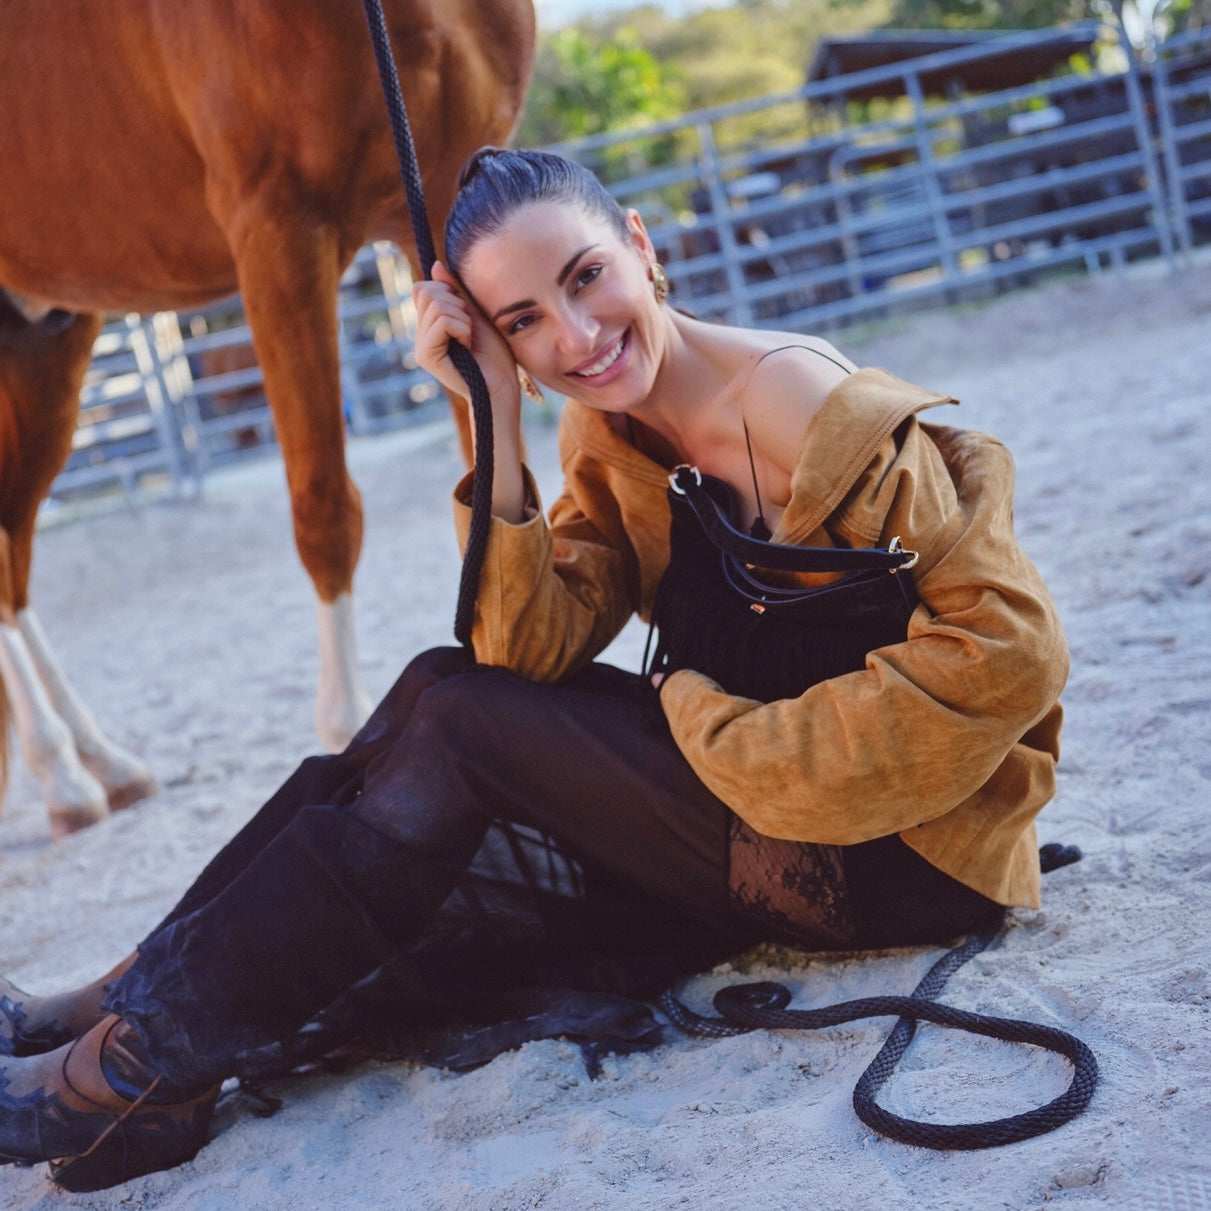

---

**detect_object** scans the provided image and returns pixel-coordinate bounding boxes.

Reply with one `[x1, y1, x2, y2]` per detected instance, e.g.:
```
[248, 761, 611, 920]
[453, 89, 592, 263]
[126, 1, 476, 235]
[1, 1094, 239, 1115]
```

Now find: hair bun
[457, 146, 507, 189]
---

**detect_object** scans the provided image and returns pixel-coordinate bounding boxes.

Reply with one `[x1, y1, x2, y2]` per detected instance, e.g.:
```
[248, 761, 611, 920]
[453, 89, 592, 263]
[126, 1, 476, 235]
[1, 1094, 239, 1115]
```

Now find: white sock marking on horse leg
[0, 621, 107, 834]
[315, 592, 372, 753]
[16, 609, 157, 809]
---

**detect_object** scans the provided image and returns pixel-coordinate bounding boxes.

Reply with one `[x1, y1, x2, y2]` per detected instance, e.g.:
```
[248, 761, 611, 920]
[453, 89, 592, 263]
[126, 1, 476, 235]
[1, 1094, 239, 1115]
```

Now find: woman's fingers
[414, 266, 526, 409]
[412, 276, 480, 395]
[431, 260, 460, 291]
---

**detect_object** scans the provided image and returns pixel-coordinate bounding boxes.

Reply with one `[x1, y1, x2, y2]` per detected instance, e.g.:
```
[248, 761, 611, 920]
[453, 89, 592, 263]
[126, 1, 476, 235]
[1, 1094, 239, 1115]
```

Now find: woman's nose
[555, 305, 599, 356]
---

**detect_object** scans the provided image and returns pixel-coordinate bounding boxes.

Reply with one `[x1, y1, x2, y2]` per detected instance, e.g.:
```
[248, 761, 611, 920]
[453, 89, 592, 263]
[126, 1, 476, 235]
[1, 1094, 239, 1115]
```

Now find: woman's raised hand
[412, 263, 528, 522]
[412, 263, 521, 418]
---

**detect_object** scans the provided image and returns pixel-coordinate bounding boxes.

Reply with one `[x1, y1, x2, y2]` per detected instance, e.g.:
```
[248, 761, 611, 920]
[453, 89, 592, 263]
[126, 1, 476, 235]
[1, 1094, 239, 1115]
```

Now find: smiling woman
[1, 147, 1068, 1191]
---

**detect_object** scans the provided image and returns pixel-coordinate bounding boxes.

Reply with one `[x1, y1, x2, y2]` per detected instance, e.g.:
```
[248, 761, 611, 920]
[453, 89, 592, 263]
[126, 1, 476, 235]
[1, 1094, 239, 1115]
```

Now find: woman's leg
[0, 647, 474, 1057]
[149, 646, 477, 931]
[844, 835, 1005, 947]
[103, 660, 745, 1089]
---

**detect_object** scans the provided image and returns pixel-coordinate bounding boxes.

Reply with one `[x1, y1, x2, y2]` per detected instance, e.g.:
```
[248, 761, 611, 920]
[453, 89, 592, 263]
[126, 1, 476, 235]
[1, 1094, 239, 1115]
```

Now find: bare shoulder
[739, 337, 856, 470]
[747, 336, 857, 402]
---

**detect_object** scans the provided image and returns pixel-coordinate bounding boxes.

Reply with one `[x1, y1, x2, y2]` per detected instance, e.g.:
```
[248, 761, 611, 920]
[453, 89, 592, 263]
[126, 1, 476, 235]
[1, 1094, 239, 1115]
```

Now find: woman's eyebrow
[490, 244, 600, 323]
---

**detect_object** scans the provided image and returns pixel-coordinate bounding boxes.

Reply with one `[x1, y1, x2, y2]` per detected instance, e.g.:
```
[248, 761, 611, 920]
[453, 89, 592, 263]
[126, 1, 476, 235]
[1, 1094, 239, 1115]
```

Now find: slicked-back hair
[444, 147, 630, 277]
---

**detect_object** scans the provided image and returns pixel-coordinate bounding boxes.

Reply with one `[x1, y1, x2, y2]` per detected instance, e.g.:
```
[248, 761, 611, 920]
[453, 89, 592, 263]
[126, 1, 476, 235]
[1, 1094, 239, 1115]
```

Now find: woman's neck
[626, 312, 741, 461]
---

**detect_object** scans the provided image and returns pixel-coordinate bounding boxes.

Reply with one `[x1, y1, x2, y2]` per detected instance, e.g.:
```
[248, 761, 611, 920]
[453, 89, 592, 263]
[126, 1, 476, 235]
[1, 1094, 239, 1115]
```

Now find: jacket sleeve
[657, 421, 1070, 845]
[451, 465, 639, 682]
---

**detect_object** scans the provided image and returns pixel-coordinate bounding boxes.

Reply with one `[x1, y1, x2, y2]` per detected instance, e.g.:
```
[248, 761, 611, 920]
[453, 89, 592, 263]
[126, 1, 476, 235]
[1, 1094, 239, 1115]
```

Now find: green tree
[516, 27, 687, 146]
[875, 0, 1097, 28]
[578, 0, 893, 115]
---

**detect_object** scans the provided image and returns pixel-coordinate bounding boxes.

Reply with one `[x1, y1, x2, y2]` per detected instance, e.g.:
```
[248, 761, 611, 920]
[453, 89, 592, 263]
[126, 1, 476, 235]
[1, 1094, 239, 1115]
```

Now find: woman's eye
[507, 313, 536, 336]
[575, 264, 602, 290]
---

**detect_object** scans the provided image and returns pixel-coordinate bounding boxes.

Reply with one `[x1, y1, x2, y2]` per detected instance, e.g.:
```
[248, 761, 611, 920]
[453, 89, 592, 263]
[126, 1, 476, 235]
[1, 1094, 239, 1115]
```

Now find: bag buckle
[888, 536, 920, 570]
[668, 464, 702, 495]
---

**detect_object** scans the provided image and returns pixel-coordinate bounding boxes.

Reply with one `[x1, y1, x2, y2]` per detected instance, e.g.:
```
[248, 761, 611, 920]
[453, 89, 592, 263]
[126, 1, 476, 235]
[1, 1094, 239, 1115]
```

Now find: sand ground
[2, 255, 1209, 1210]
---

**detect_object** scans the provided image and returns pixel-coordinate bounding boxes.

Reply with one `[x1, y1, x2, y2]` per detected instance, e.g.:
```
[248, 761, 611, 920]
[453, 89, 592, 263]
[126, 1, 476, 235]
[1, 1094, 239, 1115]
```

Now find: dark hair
[444, 148, 630, 276]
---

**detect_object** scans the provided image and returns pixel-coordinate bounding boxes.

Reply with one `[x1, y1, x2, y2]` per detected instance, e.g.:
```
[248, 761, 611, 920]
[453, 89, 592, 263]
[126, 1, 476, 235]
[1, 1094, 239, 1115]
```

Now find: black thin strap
[742, 420, 772, 541]
[742, 344, 851, 541]
[670, 467, 914, 574]
[753, 342, 854, 378]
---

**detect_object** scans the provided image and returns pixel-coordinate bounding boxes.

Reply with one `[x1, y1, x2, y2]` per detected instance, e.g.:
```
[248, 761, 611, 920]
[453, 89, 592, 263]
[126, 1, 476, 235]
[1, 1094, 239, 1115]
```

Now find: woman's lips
[570, 331, 628, 381]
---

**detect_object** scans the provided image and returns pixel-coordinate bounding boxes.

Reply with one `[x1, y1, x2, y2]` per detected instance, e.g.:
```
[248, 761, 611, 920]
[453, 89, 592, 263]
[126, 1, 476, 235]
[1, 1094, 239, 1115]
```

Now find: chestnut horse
[0, 0, 535, 837]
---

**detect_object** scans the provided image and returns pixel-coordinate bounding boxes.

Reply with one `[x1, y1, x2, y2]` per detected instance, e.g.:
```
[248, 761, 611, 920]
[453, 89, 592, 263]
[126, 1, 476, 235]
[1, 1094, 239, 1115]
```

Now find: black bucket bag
[645, 463, 919, 703]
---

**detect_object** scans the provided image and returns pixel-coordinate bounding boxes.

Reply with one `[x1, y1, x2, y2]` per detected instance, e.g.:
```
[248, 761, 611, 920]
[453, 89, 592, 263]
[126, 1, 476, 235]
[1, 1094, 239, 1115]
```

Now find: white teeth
[575, 335, 624, 377]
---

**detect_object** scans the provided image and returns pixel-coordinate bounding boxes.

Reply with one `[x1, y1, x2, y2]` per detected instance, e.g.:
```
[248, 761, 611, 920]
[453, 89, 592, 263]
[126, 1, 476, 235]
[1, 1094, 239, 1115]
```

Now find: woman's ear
[624, 208, 656, 262]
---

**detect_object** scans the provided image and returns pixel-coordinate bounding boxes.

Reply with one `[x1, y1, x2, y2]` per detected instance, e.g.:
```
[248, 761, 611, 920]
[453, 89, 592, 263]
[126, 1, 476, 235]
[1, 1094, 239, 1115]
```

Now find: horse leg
[0, 596, 106, 836]
[0, 310, 149, 834]
[14, 608, 157, 810]
[226, 216, 371, 751]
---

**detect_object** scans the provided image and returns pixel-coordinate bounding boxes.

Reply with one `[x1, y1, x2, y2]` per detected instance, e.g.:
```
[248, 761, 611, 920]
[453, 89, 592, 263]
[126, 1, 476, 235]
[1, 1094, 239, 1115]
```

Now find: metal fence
[551, 18, 1209, 329]
[50, 243, 443, 507]
[48, 18, 1211, 508]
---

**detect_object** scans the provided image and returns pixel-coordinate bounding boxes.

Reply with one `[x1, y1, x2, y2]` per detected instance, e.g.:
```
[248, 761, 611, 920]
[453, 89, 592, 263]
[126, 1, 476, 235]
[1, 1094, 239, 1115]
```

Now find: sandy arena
[1, 256, 1209, 1210]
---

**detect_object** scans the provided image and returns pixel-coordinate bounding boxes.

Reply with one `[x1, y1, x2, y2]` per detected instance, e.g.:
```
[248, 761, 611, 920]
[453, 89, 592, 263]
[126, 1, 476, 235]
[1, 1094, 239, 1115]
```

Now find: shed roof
[807, 27, 1101, 98]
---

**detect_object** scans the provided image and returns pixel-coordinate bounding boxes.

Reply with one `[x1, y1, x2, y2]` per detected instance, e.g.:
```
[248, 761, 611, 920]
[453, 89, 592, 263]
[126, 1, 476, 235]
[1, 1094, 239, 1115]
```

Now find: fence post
[1118, 18, 1178, 269]
[127, 314, 200, 497]
[1148, 36, 1193, 256]
[905, 70, 960, 287]
[696, 122, 754, 327]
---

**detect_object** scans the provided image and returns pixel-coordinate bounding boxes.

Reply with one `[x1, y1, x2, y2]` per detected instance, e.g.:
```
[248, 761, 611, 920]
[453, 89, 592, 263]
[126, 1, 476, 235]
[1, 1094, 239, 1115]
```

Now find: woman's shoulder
[742, 337, 855, 411]
[727, 334, 856, 475]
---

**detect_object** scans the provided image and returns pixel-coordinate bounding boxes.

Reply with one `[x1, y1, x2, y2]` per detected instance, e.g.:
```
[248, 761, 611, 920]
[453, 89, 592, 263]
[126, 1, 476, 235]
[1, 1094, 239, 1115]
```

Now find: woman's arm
[415, 267, 640, 679]
[450, 459, 642, 682]
[658, 420, 1069, 844]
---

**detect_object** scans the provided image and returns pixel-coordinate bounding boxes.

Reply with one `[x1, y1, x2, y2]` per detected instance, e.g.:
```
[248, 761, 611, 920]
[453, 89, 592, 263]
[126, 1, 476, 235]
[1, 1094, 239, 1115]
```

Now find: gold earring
[650, 262, 670, 305]
[518, 367, 544, 402]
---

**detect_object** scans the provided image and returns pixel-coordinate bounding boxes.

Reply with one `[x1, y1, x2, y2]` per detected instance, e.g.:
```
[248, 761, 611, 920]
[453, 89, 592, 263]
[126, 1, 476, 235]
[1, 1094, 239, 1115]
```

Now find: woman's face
[458, 200, 665, 413]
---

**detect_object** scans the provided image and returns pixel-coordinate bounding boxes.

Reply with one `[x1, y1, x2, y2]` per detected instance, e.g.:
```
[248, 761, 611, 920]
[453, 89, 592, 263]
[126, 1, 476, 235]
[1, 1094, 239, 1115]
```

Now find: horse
[0, 0, 536, 837]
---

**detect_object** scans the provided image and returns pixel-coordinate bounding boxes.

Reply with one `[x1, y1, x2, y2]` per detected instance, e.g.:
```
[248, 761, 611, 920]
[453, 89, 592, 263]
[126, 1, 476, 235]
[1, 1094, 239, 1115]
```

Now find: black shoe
[0, 1014, 217, 1191]
[0, 976, 76, 1057]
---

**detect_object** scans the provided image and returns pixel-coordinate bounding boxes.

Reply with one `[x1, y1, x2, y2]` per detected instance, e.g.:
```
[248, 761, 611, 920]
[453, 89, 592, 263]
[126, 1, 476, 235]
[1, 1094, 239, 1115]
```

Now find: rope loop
[660, 925, 1099, 1149]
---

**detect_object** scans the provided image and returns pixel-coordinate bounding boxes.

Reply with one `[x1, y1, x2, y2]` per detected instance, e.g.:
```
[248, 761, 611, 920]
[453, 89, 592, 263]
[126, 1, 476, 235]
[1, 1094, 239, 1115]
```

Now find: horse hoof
[78, 746, 157, 812]
[47, 765, 109, 838]
[49, 803, 108, 840]
[106, 773, 159, 812]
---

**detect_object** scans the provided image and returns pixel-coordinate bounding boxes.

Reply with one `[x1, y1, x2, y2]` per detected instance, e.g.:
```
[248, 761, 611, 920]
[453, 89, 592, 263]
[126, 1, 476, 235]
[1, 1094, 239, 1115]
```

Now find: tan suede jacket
[453, 369, 1069, 908]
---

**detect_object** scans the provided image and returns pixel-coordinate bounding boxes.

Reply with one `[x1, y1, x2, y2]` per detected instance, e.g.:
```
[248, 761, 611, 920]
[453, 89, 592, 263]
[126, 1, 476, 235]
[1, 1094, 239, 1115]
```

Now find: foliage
[1155, 0, 1211, 34]
[876, 0, 1209, 33]
[523, 0, 893, 146]
[874, 0, 1098, 29]
[516, 27, 687, 146]
[521, 0, 1211, 150]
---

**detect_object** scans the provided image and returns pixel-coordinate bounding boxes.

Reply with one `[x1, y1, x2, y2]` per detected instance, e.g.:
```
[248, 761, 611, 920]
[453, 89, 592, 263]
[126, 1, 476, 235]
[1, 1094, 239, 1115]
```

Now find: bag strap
[669, 465, 918, 575]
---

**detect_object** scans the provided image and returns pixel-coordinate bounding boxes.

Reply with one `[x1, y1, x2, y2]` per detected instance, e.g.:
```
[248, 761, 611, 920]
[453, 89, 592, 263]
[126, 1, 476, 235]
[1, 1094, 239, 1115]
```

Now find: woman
[0, 149, 1068, 1190]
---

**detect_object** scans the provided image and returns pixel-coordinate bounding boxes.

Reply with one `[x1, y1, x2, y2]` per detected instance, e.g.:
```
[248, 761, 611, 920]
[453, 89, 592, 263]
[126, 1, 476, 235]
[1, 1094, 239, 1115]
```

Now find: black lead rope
[660, 845, 1098, 1149]
[361, 0, 493, 647]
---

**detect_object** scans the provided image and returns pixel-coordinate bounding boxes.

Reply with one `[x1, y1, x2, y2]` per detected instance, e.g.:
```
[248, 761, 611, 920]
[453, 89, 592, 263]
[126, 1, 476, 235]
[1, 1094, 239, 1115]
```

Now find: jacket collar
[561, 367, 957, 538]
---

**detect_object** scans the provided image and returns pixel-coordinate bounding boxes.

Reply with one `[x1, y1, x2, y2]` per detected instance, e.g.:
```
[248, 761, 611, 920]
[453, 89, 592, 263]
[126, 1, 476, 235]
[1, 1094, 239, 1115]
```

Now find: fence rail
[47, 18, 1211, 509]
[51, 243, 442, 507]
